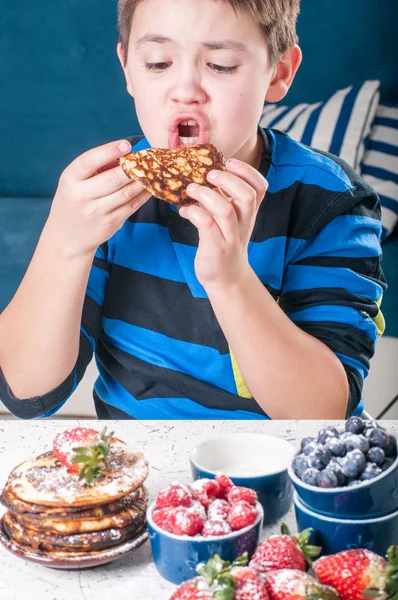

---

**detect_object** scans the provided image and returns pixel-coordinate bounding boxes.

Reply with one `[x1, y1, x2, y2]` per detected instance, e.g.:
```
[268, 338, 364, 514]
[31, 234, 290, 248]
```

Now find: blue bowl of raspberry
[146, 476, 263, 585]
[189, 433, 296, 525]
[288, 418, 398, 519]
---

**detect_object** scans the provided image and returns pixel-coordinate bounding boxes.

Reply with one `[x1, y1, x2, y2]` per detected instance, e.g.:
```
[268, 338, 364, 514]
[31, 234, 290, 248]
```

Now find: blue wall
[0, 0, 397, 198]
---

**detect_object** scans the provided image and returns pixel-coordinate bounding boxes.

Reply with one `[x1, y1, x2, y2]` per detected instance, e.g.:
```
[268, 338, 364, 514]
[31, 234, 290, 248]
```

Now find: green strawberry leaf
[281, 522, 291, 536]
[213, 590, 234, 600]
[296, 527, 314, 546]
[302, 544, 323, 558]
[231, 553, 249, 567]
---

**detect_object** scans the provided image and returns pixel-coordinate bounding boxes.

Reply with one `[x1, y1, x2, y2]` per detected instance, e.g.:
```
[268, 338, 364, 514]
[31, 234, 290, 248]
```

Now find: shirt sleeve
[0, 243, 110, 419]
[279, 181, 387, 417]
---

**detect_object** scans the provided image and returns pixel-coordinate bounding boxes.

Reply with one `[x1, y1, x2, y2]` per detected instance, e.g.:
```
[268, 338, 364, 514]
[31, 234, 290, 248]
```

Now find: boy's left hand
[179, 159, 268, 292]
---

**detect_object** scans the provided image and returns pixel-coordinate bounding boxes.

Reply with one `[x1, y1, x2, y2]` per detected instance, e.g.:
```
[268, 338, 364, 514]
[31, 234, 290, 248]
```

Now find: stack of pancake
[0, 437, 149, 560]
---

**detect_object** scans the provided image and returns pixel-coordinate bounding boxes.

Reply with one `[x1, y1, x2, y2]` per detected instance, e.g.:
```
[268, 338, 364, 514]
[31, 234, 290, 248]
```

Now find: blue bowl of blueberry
[288, 418, 398, 519]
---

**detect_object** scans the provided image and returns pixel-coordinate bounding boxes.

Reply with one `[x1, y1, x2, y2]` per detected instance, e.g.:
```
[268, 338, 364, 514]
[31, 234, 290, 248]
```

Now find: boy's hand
[179, 159, 268, 292]
[46, 140, 152, 257]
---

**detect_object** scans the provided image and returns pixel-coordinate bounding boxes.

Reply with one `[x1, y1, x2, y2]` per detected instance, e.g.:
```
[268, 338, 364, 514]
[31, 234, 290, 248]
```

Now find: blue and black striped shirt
[0, 127, 386, 419]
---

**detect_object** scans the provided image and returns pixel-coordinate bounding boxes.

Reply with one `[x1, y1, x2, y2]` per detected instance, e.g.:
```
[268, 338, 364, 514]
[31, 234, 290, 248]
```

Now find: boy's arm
[0, 232, 110, 419]
[207, 186, 384, 419]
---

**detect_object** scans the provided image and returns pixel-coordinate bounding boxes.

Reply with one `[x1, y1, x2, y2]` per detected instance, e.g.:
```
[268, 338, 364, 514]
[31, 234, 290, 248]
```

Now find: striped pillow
[259, 80, 380, 172]
[361, 103, 398, 240]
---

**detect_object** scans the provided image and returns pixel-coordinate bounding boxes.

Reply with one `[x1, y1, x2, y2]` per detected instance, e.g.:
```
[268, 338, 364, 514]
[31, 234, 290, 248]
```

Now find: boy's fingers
[224, 159, 268, 207]
[180, 205, 224, 247]
[186, 184, 238, 244]
[109, 187, 153, 221]
[99, 181, 152, 214]
[82, 164, 137, 200]
[66, 140, 131, 182]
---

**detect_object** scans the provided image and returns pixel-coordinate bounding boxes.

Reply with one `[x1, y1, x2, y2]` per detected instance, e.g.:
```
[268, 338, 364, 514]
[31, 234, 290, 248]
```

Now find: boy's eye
[209, 64, 239, 74]
[145, 62, 170, 72]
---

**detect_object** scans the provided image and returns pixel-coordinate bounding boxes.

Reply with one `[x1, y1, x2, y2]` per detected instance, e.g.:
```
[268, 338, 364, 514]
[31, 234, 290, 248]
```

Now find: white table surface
[1, 420, 396, 600]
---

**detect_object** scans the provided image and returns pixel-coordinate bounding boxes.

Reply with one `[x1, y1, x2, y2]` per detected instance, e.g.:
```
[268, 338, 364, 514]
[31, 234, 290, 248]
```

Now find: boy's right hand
[46, 140, 152, 257]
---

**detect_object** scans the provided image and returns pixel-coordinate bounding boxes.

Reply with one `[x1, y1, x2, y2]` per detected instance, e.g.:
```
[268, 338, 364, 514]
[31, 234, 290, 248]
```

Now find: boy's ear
[117, 42, 134, 98]
[265, 45, 302, 103]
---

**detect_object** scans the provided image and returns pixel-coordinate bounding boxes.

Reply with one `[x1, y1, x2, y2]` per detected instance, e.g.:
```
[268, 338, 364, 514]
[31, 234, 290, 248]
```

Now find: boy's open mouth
[178, 120, 200, 145]
[168, 116, 209, 148]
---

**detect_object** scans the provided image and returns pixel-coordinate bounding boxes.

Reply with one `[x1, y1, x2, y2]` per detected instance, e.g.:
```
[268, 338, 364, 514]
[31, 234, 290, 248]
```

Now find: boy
[0, 0, 385, 420]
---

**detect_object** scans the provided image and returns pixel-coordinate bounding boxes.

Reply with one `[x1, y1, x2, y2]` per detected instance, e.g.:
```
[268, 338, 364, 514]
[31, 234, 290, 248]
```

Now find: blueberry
[381, 457, 396, 472]
[292, 454, 309, 478]
[347, 479, 362, 487]
[366, 447, 385, 466]
[307, 448, 332, 470]
[362, 420, 378, 431]
[303, 441, 323, 456]
[325, 437, 346, 457]
[359, 463, 383, 481]
[384, 435, 397, 458]
[345, 417, 364, 435]
[302, 468, 321, 486]
[300, 437, 316, 451]
[344, 434, 369, 454]
[325, 462, 346, 487]
[317, 470, 338, 488]
[341, 449, 366, 478]
[365, 427, 389, 449]
[317, 427, 339, 444]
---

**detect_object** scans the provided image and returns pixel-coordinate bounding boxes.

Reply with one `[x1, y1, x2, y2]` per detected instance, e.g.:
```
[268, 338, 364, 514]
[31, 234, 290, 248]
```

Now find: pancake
[4, 511, 146, 553]
[1, 484, 148, 519]
[118, 143, 226, 206]
[6, 439, 148, 508]
[14, 497, 148, 534]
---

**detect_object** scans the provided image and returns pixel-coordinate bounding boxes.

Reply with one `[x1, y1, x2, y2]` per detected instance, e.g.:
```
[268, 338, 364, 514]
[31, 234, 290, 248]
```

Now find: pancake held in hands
[118, 144, 226, 206]
[0, 427, 149, 560]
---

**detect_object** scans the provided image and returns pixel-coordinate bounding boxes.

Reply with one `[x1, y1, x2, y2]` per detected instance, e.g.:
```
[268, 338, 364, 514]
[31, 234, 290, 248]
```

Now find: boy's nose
[170, 73, 207, 105]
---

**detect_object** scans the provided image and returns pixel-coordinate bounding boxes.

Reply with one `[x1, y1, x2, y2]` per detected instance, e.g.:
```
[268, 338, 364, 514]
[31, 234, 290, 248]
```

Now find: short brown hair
[117, 0, 300, 67]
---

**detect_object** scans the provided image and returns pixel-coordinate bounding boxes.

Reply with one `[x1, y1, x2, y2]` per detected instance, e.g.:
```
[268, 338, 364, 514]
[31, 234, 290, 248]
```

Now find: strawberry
[227, 486, 258, 506]
[249, 524, 321, 574]
[169, 579, 213, 599]
[263, 569, 339, 600]
[227, 500, 258, 531]
[207, 499, 231, 521]
[53, 427, 113, 485]
[53, 427, 100, 472]
[313, 546, 398, 600]
[231, 567, 269, 600]
[190, 479, 220, 508]
[155, 483, 193, 509]
[215, 473, 234, 499]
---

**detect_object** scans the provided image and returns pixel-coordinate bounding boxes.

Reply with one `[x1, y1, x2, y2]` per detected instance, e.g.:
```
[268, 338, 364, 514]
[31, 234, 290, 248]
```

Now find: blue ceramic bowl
[288, 442, 398, 519]
[147, 500, 263, 585]
[294, 491, 398, 557]
[190, 433, 296, 525]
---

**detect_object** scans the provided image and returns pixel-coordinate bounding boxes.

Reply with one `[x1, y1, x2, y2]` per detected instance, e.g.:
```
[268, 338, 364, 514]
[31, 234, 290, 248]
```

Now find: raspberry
[190, 500, 207, 520]
[202, 519, 232, 537]
[189, 478, 220, 508]
[227, 486, 258, 506]
[215, 473, 234, 498]
[207, 499, 231, 521]
[168, 506, 205, 536]
[155, 482, 192, 509]
[227, 500, 258, 531]
[152, 507, 174, 532]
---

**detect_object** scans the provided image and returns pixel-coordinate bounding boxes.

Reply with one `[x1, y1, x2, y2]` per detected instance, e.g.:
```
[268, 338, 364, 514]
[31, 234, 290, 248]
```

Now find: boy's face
[118, 0, 276, 162]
